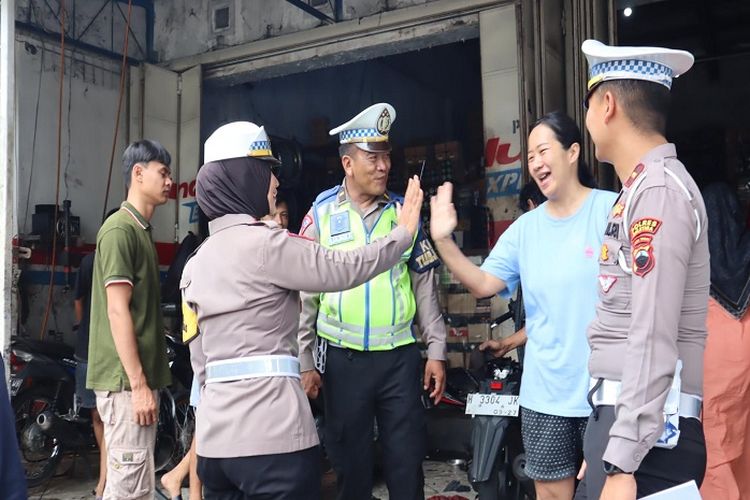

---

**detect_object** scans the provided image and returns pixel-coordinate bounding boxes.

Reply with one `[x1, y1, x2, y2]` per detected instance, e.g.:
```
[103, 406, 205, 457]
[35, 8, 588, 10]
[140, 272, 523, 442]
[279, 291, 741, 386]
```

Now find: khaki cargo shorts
[95, 390, 159, 500]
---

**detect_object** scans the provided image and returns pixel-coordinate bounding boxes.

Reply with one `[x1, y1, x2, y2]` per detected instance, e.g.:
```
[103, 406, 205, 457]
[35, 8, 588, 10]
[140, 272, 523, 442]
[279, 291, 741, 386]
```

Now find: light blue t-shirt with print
[480, 188, 617, 417]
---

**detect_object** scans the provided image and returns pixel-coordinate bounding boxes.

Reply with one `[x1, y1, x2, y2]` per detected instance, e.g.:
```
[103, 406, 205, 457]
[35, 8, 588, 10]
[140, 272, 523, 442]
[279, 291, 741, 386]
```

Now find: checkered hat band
[249, 141, 270, 151]
[339, 128, 387, 144]
[590, 59, 674, 89]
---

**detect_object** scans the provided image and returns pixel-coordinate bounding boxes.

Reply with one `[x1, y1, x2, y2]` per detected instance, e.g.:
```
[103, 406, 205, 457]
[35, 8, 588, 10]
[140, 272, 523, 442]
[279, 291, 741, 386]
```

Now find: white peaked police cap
[582, 39, 694, 95]
[204, 121, 280, 164]
[329, 103, 396, 153]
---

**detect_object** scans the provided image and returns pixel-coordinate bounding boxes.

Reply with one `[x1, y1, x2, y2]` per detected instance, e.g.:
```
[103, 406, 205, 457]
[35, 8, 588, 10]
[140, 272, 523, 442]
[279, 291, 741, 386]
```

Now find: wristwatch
[602, 461, 632, 476]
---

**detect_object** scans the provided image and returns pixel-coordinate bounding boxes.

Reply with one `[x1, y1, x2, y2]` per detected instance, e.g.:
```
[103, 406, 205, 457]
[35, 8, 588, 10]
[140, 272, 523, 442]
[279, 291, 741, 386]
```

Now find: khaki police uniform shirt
[182, 213, 414, 458]
[587, 143, 710, 472]
[298, 182, 447, 371]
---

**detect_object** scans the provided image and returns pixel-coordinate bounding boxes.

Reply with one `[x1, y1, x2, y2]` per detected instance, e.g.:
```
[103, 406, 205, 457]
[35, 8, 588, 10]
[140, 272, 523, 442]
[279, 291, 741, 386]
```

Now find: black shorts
[521, 406, 587, 481]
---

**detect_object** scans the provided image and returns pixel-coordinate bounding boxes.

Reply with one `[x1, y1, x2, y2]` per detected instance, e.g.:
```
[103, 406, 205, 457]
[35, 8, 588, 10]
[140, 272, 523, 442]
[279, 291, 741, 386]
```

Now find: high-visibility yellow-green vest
[313, 187, 416, 351]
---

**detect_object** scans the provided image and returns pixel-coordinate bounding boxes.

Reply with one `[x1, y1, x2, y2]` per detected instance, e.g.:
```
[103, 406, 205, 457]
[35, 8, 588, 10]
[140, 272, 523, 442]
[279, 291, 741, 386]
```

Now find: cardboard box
[435, 141, 465, 182]
[467, 322, 490, 343]
[446, 322, 490, 344]
[446, 352, 466, 369]
[447, 293, 476, 315]
[448, 325, 468, 339]
[404, 146, 430, 166]
[438, 266, 460, 286]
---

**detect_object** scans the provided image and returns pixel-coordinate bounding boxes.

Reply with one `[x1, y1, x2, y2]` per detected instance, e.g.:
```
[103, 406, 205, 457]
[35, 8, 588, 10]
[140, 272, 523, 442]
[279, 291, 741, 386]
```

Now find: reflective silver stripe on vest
[589, 378, 702, 420]
[319, 314, 412, 336]
[392, 265, 406, 325]
[205, 355, 300, 383]
[317, 317, 414, 348]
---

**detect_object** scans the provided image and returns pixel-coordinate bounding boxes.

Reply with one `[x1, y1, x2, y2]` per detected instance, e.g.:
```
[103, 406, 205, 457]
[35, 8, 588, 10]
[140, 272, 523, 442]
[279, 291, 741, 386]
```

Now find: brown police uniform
[579, 143, 710, 497]
[181, 214, 414, 462]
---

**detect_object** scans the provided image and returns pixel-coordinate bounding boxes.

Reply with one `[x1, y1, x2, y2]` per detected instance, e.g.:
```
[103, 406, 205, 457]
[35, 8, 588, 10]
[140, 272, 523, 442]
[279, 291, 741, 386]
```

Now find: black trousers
[323, 343, 426, 500]
[197, 447, 321, 500]
[574, 406, 706, 499]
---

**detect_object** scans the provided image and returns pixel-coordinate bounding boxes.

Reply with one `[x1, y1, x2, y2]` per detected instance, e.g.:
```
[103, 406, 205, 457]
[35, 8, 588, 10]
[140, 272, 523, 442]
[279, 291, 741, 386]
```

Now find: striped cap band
[339, 128, 388, 144]
[588, 59, 674, 90]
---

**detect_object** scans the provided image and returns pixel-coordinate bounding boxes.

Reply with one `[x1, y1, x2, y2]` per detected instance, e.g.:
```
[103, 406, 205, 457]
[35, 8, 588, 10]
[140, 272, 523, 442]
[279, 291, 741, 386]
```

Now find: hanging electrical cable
[39, 0, 66, 340]
[102, 0, 133, 223]
[22, 44, 45, 232]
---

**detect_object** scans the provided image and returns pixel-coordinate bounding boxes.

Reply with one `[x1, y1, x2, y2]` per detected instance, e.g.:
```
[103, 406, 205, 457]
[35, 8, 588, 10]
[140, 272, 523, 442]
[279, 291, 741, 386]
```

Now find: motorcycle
[466, 353, 534, 499]
[465, 296, 535, 500]
[424, 297, 535, 499]
[11, 331, 194, 488]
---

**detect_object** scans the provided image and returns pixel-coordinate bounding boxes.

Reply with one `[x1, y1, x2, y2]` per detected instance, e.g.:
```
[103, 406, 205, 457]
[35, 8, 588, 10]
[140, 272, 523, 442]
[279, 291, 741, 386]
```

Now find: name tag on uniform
[182, 300, 199, 344]
[329, 211, 354, 246]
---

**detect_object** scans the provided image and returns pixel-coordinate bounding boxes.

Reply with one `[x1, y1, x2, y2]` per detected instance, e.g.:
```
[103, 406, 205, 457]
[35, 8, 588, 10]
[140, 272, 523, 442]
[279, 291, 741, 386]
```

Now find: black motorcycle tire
[159, 390, 195, 472]
[474, 456, 513, 500]
[13, 387, 64, 489]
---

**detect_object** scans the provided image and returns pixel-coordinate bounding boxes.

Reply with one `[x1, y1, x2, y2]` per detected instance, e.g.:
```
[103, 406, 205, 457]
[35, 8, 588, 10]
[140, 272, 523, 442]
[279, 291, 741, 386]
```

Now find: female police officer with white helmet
[180, 121, 423, 499]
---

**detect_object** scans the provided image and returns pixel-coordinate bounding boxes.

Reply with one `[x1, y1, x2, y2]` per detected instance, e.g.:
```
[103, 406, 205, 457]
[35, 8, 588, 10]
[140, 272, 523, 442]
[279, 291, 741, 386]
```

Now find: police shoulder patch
[408, 231, 441, 273]
[630, 217, 662, 277]
[630, 218, 662, 240]
[299, 214, 314, 236]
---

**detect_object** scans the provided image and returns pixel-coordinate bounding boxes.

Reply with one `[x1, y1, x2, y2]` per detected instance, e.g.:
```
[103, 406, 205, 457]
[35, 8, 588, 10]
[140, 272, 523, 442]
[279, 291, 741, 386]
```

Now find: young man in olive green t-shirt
[86, 139, 173, 500]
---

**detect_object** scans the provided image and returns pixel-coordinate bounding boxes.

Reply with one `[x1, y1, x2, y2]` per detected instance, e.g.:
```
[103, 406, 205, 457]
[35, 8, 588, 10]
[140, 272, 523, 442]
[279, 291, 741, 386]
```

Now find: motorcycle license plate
[10, 377, 23, 396]
[465, 393, 519, 417]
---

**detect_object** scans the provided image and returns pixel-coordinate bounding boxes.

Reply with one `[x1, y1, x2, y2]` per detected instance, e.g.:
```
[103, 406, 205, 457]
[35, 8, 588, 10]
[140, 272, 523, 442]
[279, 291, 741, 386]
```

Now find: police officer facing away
[298, 103, 446, 500]
[182, 121, 425, 499]
[575, 41, 710, 499]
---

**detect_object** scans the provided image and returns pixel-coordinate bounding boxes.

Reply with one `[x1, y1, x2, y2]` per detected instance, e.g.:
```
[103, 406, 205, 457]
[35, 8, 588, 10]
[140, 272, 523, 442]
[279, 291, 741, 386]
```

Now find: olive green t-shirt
[86, 201, 171, 391]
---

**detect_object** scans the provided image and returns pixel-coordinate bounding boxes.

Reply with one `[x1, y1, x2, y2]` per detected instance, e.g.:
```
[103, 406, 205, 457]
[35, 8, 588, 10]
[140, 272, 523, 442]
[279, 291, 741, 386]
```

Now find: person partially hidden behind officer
[298, 103, 446, 500]
[181, 121, 425, 499]
[574, 40, 710, 500]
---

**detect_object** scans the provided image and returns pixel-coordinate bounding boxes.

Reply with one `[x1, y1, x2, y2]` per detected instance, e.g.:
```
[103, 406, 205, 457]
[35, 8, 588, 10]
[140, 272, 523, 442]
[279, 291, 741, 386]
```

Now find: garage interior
[201, 38, 486, 239]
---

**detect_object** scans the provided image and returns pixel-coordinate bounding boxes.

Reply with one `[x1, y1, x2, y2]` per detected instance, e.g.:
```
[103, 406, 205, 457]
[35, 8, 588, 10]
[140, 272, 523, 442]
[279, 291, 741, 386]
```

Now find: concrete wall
[17, 33, 128, 244]
[16, 30, 128, 341]
[154, 0, 441, 62]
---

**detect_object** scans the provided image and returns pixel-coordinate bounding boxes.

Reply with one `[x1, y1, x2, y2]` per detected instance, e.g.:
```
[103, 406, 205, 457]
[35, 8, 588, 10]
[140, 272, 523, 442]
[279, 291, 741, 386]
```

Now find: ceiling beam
[284, 0, 336, 25]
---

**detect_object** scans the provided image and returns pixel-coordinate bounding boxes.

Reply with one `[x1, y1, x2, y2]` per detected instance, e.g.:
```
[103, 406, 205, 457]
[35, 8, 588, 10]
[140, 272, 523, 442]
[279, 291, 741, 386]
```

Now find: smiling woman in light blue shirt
[431, 111, 616, 499]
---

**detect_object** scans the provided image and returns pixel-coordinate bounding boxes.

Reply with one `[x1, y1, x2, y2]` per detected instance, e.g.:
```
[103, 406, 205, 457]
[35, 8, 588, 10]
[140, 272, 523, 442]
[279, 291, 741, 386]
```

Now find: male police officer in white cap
[575, 41, 709, 499]
[297, 103, 446, 500]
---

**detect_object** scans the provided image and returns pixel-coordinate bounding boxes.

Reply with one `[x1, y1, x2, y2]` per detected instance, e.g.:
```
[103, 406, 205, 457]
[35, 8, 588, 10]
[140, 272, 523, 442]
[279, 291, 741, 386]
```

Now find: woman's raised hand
[429, 182, 457, 242]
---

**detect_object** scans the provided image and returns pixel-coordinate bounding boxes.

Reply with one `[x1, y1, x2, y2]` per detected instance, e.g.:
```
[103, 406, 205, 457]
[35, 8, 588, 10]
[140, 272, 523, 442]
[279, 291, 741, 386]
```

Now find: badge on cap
[329, 103, 396, 153]
[582, 40, 694, 105]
